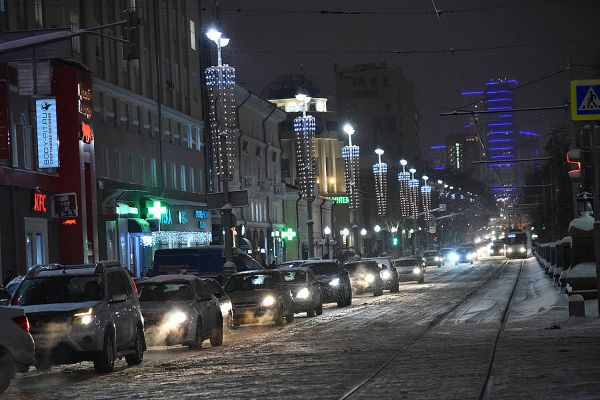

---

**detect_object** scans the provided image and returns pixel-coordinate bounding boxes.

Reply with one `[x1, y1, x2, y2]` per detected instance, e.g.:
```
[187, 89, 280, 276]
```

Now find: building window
[70, 12, 80, 52]
[128, 153, 134, 181]
[113, 149, 121, 180]
[99, 146, 109, 177]
[34, 0, 43, 27]
[162, 161, 167, 187]
[171, 162, 177, 190]
[195, 127, 201, 151]
[150, 158, 157, 186]
[353, 77, 366, 87]
[189, 20, 196, 50]
[180, 164, 186, 192]
[189, 167, 195, 193]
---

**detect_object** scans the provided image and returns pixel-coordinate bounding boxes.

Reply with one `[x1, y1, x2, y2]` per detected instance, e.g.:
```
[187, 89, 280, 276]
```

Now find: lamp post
[373, 148, 388, 256]
[421, 175, 432, 249]
[374, 224, 382, 256]
[294, 91, 316, 258]
[341, 228, 350, 252]
[205, 27, 236, 277]
[342, 123, 360, 256]
[408, 168, 419, 255]
[360, 227, 367, 256]
[323, 226, 331, 258]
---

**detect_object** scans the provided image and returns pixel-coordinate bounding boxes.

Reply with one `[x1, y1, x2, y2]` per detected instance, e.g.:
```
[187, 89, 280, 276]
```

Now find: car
[224, 270, 295, 326]
[0, 287, 10, 306]
[422, 250, 442, 267]
[11, 262, 145, 373]
[392, 257, 425, 283]
[457, 247, 476, 264]
[362, 257, 400, 292]
[279, 260, 352, 307]
[202, 278, 234, 331]
[343, 260, 384, 296]
[147, 246, 263, 283]
[0, 306, 34, 394]
[137, 275, 224, 349]
[278, 267, 323, 317]
[441, 248, 459, 265]
[5, 276, 24, 297]
[490, 240, 506, 257]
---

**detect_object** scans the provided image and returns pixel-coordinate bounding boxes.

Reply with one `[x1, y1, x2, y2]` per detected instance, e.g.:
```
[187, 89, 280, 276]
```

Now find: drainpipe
[152, 0, 165, 196]
[295, 192, 302, 259]
[319, 197, 325, 257]
[261, 102, 278, 261]
[235, 88, 252, 232]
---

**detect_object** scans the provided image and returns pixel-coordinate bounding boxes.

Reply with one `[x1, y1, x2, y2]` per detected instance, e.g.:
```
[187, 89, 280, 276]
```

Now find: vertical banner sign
[0, 82, 9, 159]
[36, 98, 59, 168]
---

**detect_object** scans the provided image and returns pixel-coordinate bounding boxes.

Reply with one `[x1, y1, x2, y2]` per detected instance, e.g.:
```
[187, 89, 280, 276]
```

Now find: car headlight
[329, 278, 340, 287]
[435, 257, 441, 262]
[74, 308, 94, 325]
[490, 249, 494, 254]
[261, 295, 276, 307]
[364, 274, 375, 283]
[467, 253, 474, 260]
[296, 287, 310, 299]
[412, 267, 422, 275]
[519, 247, 526, 252]
[381, 270, 391, 280]
[507, 248, 513, 253]
[166, 310, 187, 326]
[449, 253, 459, 262]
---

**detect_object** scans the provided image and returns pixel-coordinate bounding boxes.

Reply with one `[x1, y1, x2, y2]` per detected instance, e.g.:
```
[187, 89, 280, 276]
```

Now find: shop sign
[52, 192, 78, 218]
[36, 98, 59, 168]
[80, 121, 93, 143]
[77, 83, 92, 119]
[33, 192, 47, 213]
[178, 211, 188, 224]
[195, 209, 209, 230]
[328, 196, 349, 204]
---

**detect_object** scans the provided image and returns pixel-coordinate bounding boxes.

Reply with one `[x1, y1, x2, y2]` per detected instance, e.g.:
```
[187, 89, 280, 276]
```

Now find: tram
[505, 229, 530, 259]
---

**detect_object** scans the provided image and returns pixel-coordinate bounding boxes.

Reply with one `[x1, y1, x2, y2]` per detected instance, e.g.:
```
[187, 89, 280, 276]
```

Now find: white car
[0, 306, 35, 394]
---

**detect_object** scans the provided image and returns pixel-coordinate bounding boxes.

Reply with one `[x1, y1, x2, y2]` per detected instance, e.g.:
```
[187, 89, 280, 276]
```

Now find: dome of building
[261, 73, 320, 100]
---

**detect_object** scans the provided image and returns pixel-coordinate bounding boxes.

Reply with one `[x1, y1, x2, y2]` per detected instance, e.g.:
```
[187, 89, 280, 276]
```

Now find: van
[147, 246, 263, 282]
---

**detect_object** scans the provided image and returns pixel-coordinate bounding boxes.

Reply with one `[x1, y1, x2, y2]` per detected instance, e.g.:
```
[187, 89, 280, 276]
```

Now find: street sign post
[571, 80, 600, 121]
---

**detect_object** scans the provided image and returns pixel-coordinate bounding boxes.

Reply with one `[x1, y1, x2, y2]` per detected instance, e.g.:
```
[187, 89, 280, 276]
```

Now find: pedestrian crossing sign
[571, 80, 600, 121]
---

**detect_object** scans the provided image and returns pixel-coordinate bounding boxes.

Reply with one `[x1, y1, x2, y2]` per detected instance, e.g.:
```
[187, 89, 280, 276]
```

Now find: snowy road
[5, 258, 558, 399]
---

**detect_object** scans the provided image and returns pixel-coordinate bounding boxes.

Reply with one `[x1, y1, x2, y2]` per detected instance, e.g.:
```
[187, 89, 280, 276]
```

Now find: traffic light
[567, 149, 582, 180]
[392, 237, 399, 246]
[124, 9, 141, 60]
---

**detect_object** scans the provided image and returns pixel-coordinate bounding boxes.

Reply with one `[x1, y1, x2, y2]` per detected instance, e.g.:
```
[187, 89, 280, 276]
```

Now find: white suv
[0, 306, 34, 394]
[11, 262, 146, 373]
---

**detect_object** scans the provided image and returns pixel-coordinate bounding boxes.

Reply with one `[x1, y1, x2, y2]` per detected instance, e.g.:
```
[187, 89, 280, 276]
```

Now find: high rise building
[445, 134, 482, 178]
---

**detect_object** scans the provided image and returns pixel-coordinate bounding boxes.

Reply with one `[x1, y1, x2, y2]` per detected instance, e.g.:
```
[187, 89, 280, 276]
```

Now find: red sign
[62, 219, 77, 226]
[33, 193, 47, 213]
[80, 121, 93, 143]
[0, 82, 8, 159]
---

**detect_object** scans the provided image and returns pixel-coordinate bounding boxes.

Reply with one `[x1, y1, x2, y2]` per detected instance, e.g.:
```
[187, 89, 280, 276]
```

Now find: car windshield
[279, 261, 305, 269]
[138, 282, 193, 302]
[344, 262, 380, 273]
[305, 263, 338, 276]
[393, 259, 420, 267]
[12, 275, 104, 306]
[225, 273, 277, 291]
[280, 270, 307, 283]
[506, 233, 527, 245]
[441, 249, 456, 255]
[424, 251, 438, 257]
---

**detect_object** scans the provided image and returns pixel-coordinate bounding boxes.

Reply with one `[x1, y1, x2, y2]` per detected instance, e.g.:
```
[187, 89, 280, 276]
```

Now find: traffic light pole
[591, 123, 600, 312]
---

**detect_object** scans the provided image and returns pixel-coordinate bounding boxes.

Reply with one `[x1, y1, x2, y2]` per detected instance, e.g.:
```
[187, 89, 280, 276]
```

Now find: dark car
[278, 267, 323, 317]
[280, 260, 352, 307]
[224, 270, 295, 326]
[137, 275, 223, 349]
[343, 260, 384, 296]
[147, 246, 263, 283]
[0, 287, 10, 306]
[490, 240, 506, 257]
[422, 250, 442, 267]
[457, 247, 476, 264]
[392, 257, 425, 283]
[202, 278, 234, 330]
[362, 257, 400, 292]
[441, 248, 459, 265]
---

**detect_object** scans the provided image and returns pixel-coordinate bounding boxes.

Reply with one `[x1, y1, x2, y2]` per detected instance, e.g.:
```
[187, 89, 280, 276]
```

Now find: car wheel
[189, 320, 204, 350]
[227, 311, 235, 332]
[374, 287, 384, 296]
[307, 305, 316, 317]
[390, 279, 400, 293]
[274, 306, 285, 326]
[94, 332, 115, 374]
[210, 318, 224, 347]
[316, 301, 323, 315]
[418, 277, 425, 284]
[125, 326, 144, 366]
[285, 309, 295, 323]
[345, 289, 353, 306]
[0, 353, 15, 395]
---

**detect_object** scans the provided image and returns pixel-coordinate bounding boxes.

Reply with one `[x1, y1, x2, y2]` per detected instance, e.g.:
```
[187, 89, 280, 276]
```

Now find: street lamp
[374, 224, 381, 233]
[294, 90, 316, 259]
[323, 226, 331, 258]
[342, 123, 360, 255]
[360, 228, 367, 236]
[205, 27, 237, 277]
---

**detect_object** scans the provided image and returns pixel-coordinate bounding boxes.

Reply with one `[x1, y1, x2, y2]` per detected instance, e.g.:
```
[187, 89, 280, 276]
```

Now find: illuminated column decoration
[205, 65, 236, 180]
[398, 160, 410, 217]
[342, 145, 360, 209]
[421, 176, 432, 221]
[408, 168, 419, 219]
[373, 149, 387, 217]
[294, 113, 316, 198]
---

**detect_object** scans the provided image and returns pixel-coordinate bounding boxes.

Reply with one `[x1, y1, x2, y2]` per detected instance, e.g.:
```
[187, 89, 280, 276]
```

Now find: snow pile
[568, 212, 594, 235]
[568, 262, 597, 278]
[561, 236, 572, 246]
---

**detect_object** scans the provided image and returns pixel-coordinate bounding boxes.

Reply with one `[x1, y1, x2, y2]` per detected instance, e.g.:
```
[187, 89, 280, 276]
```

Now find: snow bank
[561, 236, 572, 245]
[568, 213, 594, 234]
[567, 262, 597, 278]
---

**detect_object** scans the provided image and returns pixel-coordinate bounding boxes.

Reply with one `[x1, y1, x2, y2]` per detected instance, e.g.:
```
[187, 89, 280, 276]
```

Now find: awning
[238, 238, 253, 251]
[128, 218, 151, 233]
[100, 189, 148, 215]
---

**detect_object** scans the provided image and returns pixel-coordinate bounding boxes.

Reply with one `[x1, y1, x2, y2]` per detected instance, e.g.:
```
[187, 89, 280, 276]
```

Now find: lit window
[180, 164, 186, 191]
[150, 159, 158, 186]
[70, 12, 80, 52]
[189, 20, 196, 50]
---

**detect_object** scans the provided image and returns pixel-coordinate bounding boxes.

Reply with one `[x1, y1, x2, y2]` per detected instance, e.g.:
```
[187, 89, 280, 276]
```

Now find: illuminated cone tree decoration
[373, 149, 388, 217]
[408, 168, 419, 219]
[421, 175, 432, 221]
[294, 94, 316, 199]
[398, 159, 410, 217]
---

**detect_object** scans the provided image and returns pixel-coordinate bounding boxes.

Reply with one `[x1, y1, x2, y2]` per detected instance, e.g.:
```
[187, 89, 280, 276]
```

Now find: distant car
[137, 275, 224, 349]
[490, 240, 506, 257]
[5, 276, 24, 297]
[224, 270, 295, 326]
[147, 246, 263, 283]
[11, 262, 145, 373]
[441, 248, 459, 265]
[457, 247, 475, 264]
[0, 287, 10, 306]
[280, 260, 352, 307]
[278, 267, 323, 317]
[202, 278, 234, 331]
[392, 257, 425, 283]
[343, 260, 384, 296]
[362, 257, 400, 292]
[422, 250, 442, 267]
[0, 306, 34, 394]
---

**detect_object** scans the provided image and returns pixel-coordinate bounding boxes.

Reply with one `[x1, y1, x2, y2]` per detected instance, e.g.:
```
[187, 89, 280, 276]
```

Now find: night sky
[218, 0, 600, 161]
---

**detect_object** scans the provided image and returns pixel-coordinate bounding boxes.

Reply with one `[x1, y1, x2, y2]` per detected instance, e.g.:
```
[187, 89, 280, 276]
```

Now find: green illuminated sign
[328, 196, 349, 204]
[392, 237, 399, 246]
[148, 201, 167, 219]
[281, 228, 297, 240]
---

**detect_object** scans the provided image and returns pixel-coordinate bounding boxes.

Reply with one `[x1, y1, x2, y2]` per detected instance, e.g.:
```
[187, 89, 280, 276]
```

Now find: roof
[275, 266, 311, 273]
[261, 73, 320, 100]
[280, 259, 335, 265]
[140, 274, 200, 283]
[231, 269, 278, 276]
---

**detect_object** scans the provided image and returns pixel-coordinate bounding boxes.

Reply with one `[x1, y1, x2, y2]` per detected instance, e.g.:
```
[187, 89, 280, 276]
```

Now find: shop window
[24, 218, 48, 270]
[106, 221, 118, 260]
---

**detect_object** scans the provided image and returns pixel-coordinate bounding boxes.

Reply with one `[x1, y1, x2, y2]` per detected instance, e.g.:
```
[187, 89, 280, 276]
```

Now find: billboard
[36, 98, 59, 168]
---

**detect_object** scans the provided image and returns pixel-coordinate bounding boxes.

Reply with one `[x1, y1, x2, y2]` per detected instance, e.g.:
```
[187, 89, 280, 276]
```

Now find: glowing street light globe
[374, 225, 381, 233]
[205, 28, 222, 42]
[343, 123, 355, 136]
[324, 226, 331, 235]
[400, 159, 407, 166]
[360, 228, 367, 236]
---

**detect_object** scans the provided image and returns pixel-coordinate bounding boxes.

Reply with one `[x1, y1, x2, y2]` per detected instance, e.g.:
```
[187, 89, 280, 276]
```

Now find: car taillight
[13, 315, 30, 333]
[131, 277, 139, 297]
